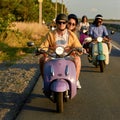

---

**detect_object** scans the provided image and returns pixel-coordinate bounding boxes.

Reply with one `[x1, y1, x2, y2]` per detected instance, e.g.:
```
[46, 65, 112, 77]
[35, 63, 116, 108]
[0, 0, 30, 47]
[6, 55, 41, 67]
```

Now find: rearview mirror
[111, 30, 115, 34]
[27, 42, 35, 47]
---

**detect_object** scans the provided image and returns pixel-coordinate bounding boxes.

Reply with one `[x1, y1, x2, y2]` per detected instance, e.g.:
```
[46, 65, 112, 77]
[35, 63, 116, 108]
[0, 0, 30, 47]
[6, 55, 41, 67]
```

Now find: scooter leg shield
[91, 43, 109, 65]
[102, 43, 109, 65]
[50, 79, 69, 92]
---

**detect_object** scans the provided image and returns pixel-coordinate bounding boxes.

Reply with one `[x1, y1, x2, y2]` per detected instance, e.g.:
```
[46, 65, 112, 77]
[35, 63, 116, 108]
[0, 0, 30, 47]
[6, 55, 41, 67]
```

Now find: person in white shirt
[79, 15, 90, 33]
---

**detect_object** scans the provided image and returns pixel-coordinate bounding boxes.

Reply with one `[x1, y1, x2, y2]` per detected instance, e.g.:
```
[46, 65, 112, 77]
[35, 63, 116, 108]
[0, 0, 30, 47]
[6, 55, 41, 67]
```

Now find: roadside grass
[0, 42, 34, 64]
[0, 22, 48, 65]
[0, 22, 119, 65]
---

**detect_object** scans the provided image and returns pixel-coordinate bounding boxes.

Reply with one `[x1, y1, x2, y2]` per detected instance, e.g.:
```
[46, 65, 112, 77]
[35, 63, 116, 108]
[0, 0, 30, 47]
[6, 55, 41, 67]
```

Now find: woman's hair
[81, 15, 88, 22]
[68, 14, 78, 24]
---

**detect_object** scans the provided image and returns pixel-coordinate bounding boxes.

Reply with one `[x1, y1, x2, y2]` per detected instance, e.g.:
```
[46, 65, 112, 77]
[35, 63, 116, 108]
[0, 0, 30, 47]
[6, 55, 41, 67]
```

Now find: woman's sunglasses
[97, 19, 102, 23]
[68, 22, 76, 26]
[57, 21, 67, 25]
[98, 21, 102, 23]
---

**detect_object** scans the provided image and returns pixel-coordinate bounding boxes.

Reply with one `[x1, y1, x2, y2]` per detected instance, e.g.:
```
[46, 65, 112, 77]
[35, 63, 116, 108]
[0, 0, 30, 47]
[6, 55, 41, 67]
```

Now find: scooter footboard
[50, 79, 69, 92]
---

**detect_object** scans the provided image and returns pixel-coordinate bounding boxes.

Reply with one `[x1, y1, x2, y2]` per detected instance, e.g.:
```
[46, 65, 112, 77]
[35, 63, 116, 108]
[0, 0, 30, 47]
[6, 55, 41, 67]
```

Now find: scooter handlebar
[36, 47, 83, 58]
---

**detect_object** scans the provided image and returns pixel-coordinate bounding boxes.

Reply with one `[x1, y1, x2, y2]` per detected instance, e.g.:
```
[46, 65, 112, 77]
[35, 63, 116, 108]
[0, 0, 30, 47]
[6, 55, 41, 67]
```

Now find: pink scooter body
[27, 41, 83, 112]
[43, 58, 77, 99]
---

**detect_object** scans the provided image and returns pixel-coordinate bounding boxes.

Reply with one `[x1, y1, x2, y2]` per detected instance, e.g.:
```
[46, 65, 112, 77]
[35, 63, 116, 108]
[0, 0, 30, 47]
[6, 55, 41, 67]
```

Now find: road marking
[112, 43, 120, 51]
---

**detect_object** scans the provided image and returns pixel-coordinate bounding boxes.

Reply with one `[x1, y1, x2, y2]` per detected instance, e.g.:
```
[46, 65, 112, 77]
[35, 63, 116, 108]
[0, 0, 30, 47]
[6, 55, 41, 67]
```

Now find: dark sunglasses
[57, 21, 67, 25]
[97, 20, 102, 23]
[68, 22, 76, 26]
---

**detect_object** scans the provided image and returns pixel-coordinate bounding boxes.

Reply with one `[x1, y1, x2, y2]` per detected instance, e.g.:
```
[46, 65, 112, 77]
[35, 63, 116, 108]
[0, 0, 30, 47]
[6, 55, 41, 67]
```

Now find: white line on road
[112, 43, 120, 51]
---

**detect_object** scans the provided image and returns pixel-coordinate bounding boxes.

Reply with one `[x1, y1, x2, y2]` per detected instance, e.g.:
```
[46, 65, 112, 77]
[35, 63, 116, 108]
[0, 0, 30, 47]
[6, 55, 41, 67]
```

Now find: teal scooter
[87, 37, 110, 72]
[85, 31, 114, 72]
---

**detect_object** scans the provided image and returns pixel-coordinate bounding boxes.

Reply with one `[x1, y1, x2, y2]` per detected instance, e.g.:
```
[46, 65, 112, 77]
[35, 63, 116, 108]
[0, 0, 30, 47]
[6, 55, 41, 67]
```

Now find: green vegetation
[0, 22, 48, 64]
[0, 0, 60, 64]
[0, 42, 25, 62]
[104, 23, 120, 32]
[0, 0, 66, 23]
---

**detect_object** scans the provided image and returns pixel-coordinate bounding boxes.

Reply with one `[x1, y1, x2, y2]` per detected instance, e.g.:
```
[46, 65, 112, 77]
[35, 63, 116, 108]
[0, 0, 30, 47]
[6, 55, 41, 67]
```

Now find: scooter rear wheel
[99, 60, 105, 72]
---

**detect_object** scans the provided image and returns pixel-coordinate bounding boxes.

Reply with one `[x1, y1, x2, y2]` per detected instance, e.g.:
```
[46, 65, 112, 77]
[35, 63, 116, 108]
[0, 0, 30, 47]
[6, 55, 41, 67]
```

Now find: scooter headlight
[97, 37, 103, 42]
[84, 37, 92, 42]
[55, 46, 64, 55]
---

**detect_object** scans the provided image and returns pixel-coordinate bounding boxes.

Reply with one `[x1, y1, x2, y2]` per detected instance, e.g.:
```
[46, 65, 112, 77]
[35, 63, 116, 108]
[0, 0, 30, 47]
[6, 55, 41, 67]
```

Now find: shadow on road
[21, 93, 56, 113]
[81, 65, 101, 73]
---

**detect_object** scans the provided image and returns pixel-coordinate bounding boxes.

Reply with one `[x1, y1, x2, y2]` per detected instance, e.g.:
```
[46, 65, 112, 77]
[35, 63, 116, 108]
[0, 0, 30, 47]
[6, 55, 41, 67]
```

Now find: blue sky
[52, 0, 120, 20]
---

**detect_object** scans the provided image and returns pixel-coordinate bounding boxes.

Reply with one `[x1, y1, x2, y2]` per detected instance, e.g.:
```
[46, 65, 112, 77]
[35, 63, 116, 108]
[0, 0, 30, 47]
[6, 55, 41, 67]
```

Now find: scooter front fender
[50, 79, 69, 92]
[97, 54, 105, 61]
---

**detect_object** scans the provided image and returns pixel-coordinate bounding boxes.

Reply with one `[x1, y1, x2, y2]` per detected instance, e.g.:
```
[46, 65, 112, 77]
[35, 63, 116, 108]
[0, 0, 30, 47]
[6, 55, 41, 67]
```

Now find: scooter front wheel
[56, 92, 63, 113]
[99, 60, 105, 72]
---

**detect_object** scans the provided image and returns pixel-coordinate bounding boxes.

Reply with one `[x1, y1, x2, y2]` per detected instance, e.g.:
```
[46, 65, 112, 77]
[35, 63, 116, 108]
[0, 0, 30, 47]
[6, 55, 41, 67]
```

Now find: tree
[0, 0, 66, 23]
[43, 0, 55, 23]
[12, 0, 38, 21]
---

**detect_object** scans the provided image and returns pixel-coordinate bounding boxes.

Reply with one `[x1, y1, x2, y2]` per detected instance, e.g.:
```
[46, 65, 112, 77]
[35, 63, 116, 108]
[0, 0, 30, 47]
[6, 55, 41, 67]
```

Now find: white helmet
[95, 14, 103, 20]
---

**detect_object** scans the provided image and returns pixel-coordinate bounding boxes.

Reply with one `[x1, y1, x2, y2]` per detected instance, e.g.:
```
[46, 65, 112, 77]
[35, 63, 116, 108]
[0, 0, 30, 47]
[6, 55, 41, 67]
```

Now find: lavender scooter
[27, 42, 83, 113]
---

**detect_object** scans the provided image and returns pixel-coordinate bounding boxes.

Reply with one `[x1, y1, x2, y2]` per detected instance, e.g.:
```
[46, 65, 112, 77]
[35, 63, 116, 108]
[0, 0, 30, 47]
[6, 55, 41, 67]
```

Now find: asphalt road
[15, 44, 120, 120]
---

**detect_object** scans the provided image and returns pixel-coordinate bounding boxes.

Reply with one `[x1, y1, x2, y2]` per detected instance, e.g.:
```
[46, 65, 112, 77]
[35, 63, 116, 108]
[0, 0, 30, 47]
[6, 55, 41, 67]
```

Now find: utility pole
[55, 0, 58, 18]
[38, 0, 43, 25]
[61, 0, 63, 13]
[64, 0, 69, 14]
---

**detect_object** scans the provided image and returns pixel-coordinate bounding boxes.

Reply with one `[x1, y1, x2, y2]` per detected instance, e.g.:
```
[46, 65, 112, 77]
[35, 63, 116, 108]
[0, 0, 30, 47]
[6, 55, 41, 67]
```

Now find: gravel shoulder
[0, 54, 40, 120]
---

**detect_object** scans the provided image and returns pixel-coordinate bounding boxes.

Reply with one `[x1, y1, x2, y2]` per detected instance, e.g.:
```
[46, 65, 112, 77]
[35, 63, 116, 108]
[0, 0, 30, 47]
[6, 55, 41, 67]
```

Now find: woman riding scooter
[87, 14, 112, 72]
[89, 14, 112, 53]
[39, 14, 83, 89]
[67, 14, 82, 88]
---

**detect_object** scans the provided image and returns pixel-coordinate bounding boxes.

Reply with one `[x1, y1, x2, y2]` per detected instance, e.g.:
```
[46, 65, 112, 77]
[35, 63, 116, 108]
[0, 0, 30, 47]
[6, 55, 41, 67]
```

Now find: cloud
[90, 8, 98, 13]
